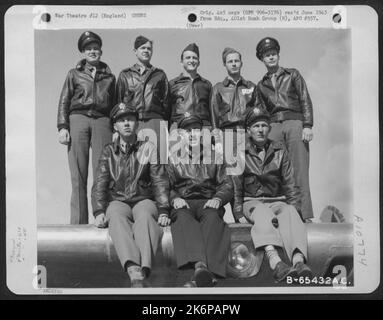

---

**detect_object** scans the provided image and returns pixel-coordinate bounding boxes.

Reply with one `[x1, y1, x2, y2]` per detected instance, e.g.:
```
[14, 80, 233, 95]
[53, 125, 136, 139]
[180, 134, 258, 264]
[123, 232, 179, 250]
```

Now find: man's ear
[113, 123, 118, 132]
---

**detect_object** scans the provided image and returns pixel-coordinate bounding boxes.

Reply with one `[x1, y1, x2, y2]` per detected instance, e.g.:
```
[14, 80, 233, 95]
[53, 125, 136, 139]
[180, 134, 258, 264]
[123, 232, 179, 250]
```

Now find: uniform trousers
[68, 114, 112, 224]
[106, 199, 162, 272]
[268, 119, 313, 219]
[243, 199, 308, 262]
[171, 199, 230, 278]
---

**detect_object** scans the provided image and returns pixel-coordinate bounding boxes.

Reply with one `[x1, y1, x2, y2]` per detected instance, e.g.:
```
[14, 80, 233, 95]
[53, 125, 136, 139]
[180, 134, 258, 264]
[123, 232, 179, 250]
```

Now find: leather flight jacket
[167, 152, 233, 206]
[210, 77, 257, 129]
[57, 59, 116, 131]
[256, 67, 313, 128]
[233, 139, 301, 221]
[92, 137, 170, 217]
[116, 64, 170, 121]
[169, 73, 212, 126]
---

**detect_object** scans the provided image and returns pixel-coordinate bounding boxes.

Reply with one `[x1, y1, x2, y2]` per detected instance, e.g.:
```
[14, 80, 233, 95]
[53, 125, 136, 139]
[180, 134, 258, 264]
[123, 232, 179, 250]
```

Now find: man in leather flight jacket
[57, 31, 116, 224]
[116, 35, 170, 163]
[167, 113, 233, 287]
[210, 47, 257, 131]
[233, 106, 312, 283]
[255, 37, 314, 221]
[169, 43, 213, 129]
[92, 102, 171, 288]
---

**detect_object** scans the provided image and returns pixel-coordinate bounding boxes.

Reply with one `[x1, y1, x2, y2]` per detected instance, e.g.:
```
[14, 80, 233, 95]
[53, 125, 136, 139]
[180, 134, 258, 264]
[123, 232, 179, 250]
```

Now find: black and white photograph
[4, 5, 380, 295]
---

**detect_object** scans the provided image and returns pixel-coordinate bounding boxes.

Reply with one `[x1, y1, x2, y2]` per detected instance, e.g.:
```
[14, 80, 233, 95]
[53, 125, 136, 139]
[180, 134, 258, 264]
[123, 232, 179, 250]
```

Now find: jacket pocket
[219, 103, 231, 120]
[244, 176, 260, 194]
[244, 176, 255, 185]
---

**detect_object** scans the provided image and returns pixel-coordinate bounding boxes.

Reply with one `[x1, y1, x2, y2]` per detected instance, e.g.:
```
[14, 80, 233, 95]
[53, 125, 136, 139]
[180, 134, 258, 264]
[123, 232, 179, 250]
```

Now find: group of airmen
[57, 31, 315, 287]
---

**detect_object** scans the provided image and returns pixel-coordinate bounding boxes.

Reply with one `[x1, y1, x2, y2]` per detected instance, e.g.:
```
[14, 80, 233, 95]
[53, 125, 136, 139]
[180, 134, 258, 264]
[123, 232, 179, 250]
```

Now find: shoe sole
[183, 281, 197, 288]
[275, 268, 299, 283]
[130, 280, 144, 288]
[297, 269, 313, 279]
[194, 269, 214, 287]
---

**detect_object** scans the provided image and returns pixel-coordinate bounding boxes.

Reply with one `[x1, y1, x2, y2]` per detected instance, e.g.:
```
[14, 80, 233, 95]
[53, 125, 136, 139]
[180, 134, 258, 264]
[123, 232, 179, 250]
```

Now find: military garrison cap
[110, 103, 138, 123]
[134, 35, 151, 49]
[181, 43, 200, 60]
[177, 112, 203, 129]
[256, 37, 280, 60]
[245, 107, 270, 127]
[78, 31, 102, 52]
[222, 47, 241, 64]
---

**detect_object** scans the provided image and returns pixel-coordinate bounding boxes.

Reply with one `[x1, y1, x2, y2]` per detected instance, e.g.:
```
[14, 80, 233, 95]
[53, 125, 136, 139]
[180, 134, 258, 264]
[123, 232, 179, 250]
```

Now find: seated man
[233, 106, 312, 283]
[167, 113, 233, 287]
[92, 102, 171, 288]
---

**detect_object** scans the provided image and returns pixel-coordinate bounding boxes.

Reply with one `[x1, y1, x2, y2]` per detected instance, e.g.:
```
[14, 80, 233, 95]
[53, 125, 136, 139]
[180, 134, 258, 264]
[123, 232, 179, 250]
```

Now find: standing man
[255, 37, 314, 221]
[210, 47, 257, 212]
[233, 107, 312, 283]
[169, 43, 212, 130]
[167, 114, 233, 287]
[92, 102, 171, 288]
[57, 31, 116, 224]
[116, 35, 170, 163]
[210, 47, 257, 131]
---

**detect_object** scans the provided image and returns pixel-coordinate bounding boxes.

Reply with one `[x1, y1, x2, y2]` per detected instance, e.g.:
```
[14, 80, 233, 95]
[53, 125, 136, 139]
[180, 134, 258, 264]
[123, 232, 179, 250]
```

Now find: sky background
[35, 28, 352, 224]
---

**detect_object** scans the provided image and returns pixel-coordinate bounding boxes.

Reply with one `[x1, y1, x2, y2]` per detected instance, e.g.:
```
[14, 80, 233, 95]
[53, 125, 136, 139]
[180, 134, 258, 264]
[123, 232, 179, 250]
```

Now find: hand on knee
[94, 213, 108, 228]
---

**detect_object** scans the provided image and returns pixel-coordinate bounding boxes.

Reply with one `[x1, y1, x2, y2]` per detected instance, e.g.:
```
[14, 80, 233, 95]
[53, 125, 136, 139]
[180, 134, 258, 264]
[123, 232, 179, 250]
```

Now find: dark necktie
[271, 73, 277, 88]
[88, 66, 96, 78]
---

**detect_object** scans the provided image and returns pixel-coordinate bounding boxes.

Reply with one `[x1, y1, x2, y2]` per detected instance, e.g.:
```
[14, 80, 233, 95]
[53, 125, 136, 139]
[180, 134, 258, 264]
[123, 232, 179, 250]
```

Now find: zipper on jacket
[230, 81, 239, 121]
[273, 74, 279, 106]
[129, 152, 134, 195]
[235, 81, 241, 116]
[92, 71, 96, 114]
[141, 68, 155, 113]
[191, 77, 197, 114]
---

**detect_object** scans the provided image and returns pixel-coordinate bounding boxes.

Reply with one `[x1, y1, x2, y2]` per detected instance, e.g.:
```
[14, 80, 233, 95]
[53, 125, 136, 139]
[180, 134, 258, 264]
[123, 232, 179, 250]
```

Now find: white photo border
[4, 5, 380, 294]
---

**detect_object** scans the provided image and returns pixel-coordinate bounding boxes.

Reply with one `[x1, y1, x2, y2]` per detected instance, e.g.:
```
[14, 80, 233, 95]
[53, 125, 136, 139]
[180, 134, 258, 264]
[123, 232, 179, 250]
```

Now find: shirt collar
[85, 62, 98, 77]
[175, 73, 203, 83]
[223, 76, 248, 87]
[263, 67, 287, 81]
[113, 135, 139, 154]
[76, 59, 110, 74]
[246, 138, 271, 155]
[119, 139, 128, 153]
[133, 63, 153, 75]
[85, 62, 94, 70]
